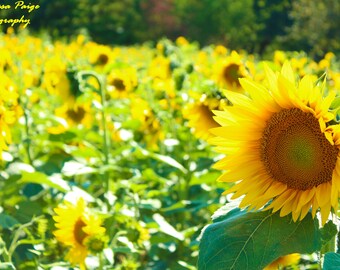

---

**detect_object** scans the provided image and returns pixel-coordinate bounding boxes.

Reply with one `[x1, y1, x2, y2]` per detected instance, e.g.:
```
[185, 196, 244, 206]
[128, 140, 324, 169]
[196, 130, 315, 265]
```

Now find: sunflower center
[96, 54, 109, 65]
[223, 63, 241, 86]
[261, 108, 338, 190]
[112, 78, 126, 91]
[66, 107, 86, 123]
[74, 218, 88, 245]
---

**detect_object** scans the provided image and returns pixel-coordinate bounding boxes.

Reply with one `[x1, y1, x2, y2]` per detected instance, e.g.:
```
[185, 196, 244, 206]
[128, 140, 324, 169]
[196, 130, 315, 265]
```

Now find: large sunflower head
[210, 62, 340, 225]
[53, 198, 106, 269]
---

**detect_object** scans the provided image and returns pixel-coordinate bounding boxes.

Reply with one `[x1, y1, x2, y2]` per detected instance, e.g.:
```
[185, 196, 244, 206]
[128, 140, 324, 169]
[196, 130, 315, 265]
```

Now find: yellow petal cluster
[53, 198, 106, 269]
[210, 63, 340, 225]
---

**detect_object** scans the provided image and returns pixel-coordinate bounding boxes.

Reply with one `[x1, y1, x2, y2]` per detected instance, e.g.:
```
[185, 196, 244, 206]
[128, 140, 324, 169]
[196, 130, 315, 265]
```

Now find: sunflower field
[1, 28, 340, 270]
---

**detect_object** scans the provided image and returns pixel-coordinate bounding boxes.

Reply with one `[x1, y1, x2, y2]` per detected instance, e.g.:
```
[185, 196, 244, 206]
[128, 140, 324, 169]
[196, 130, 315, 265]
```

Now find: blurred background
[1, 0, 339, 58]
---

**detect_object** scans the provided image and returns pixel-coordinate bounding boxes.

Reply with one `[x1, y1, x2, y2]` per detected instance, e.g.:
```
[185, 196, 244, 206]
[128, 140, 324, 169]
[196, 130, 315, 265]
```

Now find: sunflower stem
[98, 252, 104, 270]
[77, 71, 111, 209]
[17, 63, 33, 166]
[22, 104, 33, 165]
[7, 217, 39, 262]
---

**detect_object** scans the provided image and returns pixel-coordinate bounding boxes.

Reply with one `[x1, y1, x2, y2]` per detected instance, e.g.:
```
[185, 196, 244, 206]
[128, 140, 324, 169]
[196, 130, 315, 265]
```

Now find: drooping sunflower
[210, 62, 340, 225]
[53, 198, 106, 269]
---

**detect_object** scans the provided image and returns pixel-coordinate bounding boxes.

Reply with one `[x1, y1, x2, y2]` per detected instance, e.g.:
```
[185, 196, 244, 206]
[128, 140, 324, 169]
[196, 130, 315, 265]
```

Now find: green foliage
[0, 214, 19, 229]
[77, 0, 147, 44]
[0, 30, 339, 268]
[278, 0, 340, 58]
[198, 207, 323, 270]
[174, 0, 257, 50]
[0, 0, 338, 56]
[324, 253, 340, 270]
[253, 0, 292, 54]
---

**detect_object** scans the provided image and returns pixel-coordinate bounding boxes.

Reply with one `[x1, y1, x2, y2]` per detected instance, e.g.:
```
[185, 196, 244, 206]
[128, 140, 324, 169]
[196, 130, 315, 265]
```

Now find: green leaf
[321, 221, 338, 246]
[153, 213, 185, 241]
[0, 214, 19, 229]
[61, 161, 97, 177]
[324, 252, 340, 270]
[331, 97, 340, 122]
[198, 208, 321, 270]
[132, 142, 187, 173]
[49, 131, 77, 142]
[14, 201, 43, 223]
[19, 172, 70, 192]
[330, 96, 340, 111]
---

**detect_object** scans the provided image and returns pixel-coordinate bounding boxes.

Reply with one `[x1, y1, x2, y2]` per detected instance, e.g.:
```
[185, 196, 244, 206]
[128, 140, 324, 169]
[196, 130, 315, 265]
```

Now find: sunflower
[148, 56, 171, 80]
[214, 45, 228, 56]
[0, 101, 15, 153]
[48, 102, 92, 134]
[273, 50, 287, 67]
[43, 56, 72, 102]
[88, 43, 114, 67]
[53, 198, 106, 269]
[107, 67, 138, 99]
[183, 94, 225, 140]
[210, 62, 340, 225]
[0, 75, 20, 154]
[0, 49, 14, 72]
[264, 253, 300, 270]
[213, 50, 248, 92]
[176, 36, 189, 46]
[131, 98, 164, 149]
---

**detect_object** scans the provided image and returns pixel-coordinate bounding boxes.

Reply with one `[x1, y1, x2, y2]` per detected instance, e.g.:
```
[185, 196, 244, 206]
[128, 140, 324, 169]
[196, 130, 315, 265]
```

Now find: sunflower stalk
[7, 216, 41, 262]
[97, 252, 104, 270]
[17, 63, 33, 166]
[22, 104, 33, 165]
[77, 71, 111, 209]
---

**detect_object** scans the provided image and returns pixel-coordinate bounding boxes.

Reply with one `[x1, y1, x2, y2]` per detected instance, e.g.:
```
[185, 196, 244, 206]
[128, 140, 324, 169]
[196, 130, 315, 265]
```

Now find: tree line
[1, 0, 339, 57]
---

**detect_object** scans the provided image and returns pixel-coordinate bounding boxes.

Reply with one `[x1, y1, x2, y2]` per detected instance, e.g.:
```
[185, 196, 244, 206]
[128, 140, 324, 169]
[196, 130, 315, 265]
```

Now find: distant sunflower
[183, 95, 224, 140]
[0, 101, 15, 153]
[53, 198, 106, 269]
[148, 56, 171, 80]
[63, 103, 92, 126]
[213, 51, 248, 92]
[88, 44, 113, 67]
[210, 62, 340, 225]
[107, 67, 137, 99]
[43, 56, 72, 102]
[131, 98, 164, 149]
[0, 75, 20, 154]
